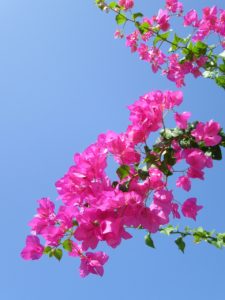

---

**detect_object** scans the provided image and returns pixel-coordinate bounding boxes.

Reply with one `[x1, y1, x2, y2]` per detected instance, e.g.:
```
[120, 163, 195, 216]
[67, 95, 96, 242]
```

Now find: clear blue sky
[1, 1, 225, 299]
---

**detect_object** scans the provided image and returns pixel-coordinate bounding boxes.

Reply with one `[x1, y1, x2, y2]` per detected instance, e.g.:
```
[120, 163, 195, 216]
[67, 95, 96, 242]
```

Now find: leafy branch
[145, 225, 225, 253]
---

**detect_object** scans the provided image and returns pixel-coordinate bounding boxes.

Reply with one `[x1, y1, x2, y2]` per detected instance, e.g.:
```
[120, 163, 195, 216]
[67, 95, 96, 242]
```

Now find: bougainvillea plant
[21, 0, 225, 278]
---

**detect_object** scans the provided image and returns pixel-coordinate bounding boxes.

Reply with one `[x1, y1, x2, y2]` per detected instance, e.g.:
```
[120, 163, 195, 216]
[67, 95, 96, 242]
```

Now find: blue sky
[1, 0, 225, 299]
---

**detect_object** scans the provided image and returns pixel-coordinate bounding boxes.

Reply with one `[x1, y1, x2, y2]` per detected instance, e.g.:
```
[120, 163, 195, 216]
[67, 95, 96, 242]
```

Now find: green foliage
[108, 2, 119, 9]
[169, 34, 189, 52]
[116, 165, 130, 179]
[205, 145, 222, 160]
[119, 181, 130, 192]
[163, 148, 176, 166]
[115, 13, 127, 25]
[153, 31, 171, 47]
[215, 76, 225, 89]
[159, 225, 225, 251]
[138, 169, 149, 180]
[44, 246, 52, 254]
[175, 237, 186, 253]
[62, 239, 73, 252]
[54, 249, 63, 261]
[138, 22, 150, 35]
[192, 41, 208, 58]
[132, 12, 143, 20]
[160, 225, 177, 235]
[145, 233, 155, 249]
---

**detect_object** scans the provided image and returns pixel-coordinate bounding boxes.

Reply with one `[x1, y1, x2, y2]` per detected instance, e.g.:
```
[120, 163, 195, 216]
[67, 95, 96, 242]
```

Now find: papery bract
[181, 198, 203, 220]
[79, 251, 109, 277]
[192, 120, 222, 146]
[21, 236, 44, 260]
[176, 176, 191, 192]
[118, 0, 134, 10]
[175, 112, 191, 129]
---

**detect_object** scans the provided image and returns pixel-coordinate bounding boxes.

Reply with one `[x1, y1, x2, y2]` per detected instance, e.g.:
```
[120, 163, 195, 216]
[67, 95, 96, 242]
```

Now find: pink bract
[21, 236, 44, 260]
[181, 198, 203, 220]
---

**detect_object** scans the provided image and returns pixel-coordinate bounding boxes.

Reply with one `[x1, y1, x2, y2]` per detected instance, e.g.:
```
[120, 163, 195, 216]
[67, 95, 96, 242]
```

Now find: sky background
[1, 0, 225, 299]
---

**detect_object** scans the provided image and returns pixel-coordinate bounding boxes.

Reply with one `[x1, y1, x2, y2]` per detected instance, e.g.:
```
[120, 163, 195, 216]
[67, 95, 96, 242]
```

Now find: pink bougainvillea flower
[114, 29, 124, 39]
[155, 9, 170, 31]
[165, 54, 186, 87]
[217, 10, 225, 36]
[176, 175, 191, 191]
[148, 168, 165, 190]
[184, 148, 213, 170]
[21, 235, 44, 260]
[56, 205, 78, 230]
[184, 9, 199, 27]
[101, 131, 141, 165]
[100, 217, 132, 248]
[148, 46, 166, 73]
[126, 30, 139, 52]
[166, 0, 183, 14]
[192, 120, 222, 146]
[118, 0, 134, 10]
[79, 251, 109, 277]
[150, 189, 173, 224]
[181, 198, 203, 220]
[28, 197, 56, 234]
[41, 226, 65, 247]
[171, 203, 181, 219]
[174, 112, 191, 129]
[138, 43, 150, 61]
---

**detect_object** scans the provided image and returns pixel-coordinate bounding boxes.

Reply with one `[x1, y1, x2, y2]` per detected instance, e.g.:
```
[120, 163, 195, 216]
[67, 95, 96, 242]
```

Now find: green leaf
[215, 76, 225, 89]
[132, 12, 143, 20]
[158, 161, 173, 176]
[108, 2, 118, 9]
[145, 233, 155, 248]
[119, 181, 130, 192]
[138, 169, 149, 180]
[193, 227, 207, 243]
[116, 165, 130, 179]
[169, 33, 185, 52]
[144, 153, 158, 165]
[138, 22, 150, 34]
[206, 145, 222, 160]
[153, 31, 170, 47]
[209, 239, 223, 249]
[219, 63, 225, 74]
[179, 138, 194, 148]
[220, 130, 225, 147]
[160, 225, 175, 235]
[49, 250, 54, 258]
[54, 249, 63, 261]
[192, 41, 208, 58]
[164, 148, 176, 166]
[44, 246, 52, 254]
[175, 237, 185, 253]
[62, 239, 73, 252]
[115, 13, 127, 25]
[193, 233, 202, 244]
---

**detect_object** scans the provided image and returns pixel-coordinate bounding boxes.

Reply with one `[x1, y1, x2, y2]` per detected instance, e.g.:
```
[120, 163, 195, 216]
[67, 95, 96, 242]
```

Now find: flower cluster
[102, 0, 225, 88]
[21, 89, 224, 277]
[184, 6, 225, 42]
